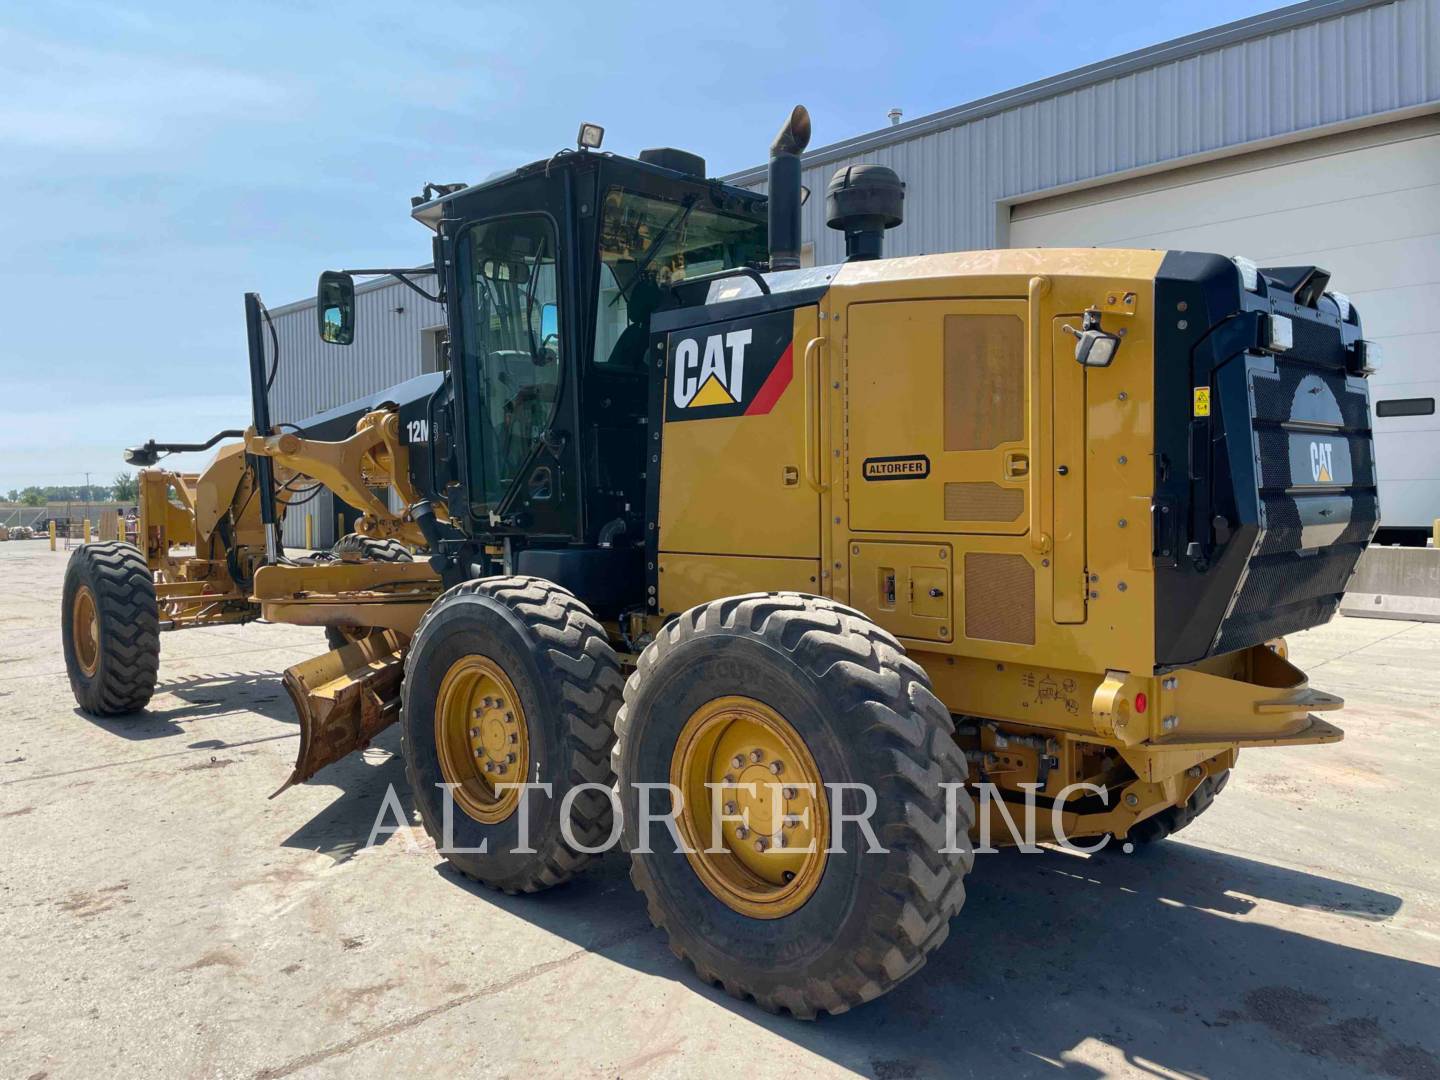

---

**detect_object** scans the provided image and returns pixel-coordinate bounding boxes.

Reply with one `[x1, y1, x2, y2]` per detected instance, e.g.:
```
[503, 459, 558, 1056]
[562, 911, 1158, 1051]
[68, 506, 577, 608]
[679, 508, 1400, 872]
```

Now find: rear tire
[1126, 769, 1231, 846]
[62, 542, 160, 715]
[399, 576, 623, 894]
[615, 593, 973, 1018]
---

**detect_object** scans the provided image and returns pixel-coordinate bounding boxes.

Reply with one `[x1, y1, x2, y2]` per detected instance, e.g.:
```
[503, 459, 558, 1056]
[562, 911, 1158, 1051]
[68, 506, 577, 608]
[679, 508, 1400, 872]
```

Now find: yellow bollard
[49, 520, 56, 551]
[83, 518, 91, 544]
[1433, 518, 1439, 550]
[305, 514, 314, 551]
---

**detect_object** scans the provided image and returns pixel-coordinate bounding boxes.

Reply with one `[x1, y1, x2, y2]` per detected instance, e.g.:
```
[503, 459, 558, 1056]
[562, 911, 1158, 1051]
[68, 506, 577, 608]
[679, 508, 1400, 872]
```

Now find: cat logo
[664, 309, 795, 423]
[1310, 440, 1335, 483]
[672, 329, 752, 409]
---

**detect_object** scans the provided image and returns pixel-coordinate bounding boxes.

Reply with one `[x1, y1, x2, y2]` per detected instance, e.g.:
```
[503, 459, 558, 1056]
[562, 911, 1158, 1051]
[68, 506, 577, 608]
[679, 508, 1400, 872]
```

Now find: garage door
[1011, 114, 1440, 532]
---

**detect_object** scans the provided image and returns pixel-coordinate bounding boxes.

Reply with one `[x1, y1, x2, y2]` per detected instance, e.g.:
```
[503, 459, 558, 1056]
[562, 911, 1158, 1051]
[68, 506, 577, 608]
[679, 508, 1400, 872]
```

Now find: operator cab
[403, 139, 768, 608]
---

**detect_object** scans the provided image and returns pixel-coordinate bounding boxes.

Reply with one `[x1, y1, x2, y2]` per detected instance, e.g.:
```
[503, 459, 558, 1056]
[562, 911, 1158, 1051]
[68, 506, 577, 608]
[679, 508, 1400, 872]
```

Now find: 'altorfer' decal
[862, 455, 931, 481]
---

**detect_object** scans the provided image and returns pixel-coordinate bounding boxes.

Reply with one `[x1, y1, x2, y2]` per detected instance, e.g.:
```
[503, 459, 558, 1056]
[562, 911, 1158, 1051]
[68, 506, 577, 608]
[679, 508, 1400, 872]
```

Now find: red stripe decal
[744, 341, 794, 416]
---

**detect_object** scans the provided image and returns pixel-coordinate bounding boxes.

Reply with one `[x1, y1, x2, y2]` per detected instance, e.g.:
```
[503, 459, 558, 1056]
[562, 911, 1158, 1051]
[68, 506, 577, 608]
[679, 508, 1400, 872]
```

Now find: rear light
[1353, 339, 1383, 377]
[1135, 692, 1148, 714]
[1232, 255, 1260, 292]
[1327, 291, 1353, 322]
[1263, 313, 1293, 353]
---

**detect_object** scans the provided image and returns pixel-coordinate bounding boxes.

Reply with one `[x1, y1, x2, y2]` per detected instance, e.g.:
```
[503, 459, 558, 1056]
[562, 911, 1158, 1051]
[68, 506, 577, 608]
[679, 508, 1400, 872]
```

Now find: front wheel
[615, 593, 973, 1018]
[399, 576, 623, 894]
[325, 625, 374, 651]
[61, 542, 160, 715]
[332, 534, 412, 562]
[325, 536, 413, 648]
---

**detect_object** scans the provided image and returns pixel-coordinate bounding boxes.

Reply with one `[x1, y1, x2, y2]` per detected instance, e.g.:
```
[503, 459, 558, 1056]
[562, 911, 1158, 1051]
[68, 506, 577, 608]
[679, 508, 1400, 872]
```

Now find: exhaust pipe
[768, 105, 811, 272]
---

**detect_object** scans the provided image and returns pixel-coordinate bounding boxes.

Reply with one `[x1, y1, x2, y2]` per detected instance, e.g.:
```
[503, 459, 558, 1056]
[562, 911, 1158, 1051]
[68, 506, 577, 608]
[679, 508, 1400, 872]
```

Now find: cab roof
[410, 149, 766, 232]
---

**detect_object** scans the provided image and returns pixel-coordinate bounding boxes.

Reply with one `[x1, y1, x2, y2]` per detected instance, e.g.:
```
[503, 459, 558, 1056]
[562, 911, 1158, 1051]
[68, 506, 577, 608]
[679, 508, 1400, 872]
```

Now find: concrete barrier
[1341, 545, 1440, 622]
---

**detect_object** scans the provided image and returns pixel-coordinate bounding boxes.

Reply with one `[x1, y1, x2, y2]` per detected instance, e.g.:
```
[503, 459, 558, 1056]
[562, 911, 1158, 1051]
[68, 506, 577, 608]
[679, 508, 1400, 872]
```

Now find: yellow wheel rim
[434, 655, 530, 824]
[670, 695, 828, 920]
[72, 585, 100, 677]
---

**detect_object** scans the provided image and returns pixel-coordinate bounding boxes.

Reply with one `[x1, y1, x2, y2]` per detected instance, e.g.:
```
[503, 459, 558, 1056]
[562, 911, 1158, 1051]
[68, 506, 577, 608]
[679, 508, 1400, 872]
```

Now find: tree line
[3, 474, 139, 507]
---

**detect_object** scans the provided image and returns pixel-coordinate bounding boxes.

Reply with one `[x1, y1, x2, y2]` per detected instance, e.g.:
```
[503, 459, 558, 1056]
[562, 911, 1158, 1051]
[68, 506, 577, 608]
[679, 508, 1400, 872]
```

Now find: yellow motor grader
[61, 107, 1379, 1017]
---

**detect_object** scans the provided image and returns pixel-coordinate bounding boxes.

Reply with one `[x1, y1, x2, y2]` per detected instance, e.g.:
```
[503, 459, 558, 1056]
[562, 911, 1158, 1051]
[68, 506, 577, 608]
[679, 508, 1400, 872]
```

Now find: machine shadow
[72, 669, 296, 739]
[279, 727, 407, 864]
[434, 840, 1435, 1079]
[259, 741, 1433, 1078]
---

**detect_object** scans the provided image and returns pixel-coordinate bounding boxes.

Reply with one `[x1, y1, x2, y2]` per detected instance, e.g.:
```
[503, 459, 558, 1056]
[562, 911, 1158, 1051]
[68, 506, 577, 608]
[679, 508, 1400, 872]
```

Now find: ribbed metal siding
[736, 0, 1440, 266]
[267, 277, 442, 546]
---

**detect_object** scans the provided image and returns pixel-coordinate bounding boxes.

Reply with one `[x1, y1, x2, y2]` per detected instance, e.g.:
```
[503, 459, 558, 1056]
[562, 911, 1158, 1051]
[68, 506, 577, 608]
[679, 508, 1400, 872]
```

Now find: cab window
[592, 188, 766, 369]
[456, 215, 561, 510]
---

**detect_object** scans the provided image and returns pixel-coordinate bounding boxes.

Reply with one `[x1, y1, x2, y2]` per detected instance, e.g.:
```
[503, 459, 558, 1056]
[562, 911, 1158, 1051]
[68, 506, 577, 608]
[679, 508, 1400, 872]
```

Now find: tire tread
[63, 542, 159, 715]
[615, 591, 973, 1019]
[402, 575, 622, 894]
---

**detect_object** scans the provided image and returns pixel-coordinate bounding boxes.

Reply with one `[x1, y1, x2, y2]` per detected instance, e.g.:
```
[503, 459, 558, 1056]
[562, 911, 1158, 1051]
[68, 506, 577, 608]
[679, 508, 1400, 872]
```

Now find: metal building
[267, 272, 445, 546]
[268, 0, 1440, 545]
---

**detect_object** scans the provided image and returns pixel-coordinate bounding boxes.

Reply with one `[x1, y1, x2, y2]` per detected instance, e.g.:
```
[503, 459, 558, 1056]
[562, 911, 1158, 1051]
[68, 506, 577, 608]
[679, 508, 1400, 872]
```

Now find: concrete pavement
[2, 539, 1438, 1079]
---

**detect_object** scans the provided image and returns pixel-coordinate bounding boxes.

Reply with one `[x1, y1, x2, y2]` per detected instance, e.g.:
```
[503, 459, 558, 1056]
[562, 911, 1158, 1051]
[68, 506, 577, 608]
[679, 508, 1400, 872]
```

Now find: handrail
[1027, 275, 1052, 554]
[803, 336, 828, 492]
[679, 266, 772, 296]
[666, 266, 773, 310]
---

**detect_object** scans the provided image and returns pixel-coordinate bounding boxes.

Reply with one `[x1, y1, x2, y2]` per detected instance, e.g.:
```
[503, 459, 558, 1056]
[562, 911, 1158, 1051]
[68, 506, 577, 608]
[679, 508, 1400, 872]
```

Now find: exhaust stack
[768, 105, 811, 272]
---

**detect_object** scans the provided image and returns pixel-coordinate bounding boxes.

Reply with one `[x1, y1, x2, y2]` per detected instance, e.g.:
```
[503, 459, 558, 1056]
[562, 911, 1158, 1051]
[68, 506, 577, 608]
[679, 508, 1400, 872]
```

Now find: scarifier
[62, 106, 1380, 1016]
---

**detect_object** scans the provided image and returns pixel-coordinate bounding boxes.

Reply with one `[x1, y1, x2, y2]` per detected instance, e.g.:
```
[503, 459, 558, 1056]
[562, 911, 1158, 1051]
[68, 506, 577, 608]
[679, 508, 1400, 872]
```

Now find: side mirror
[527, 299, 560, 364]
[317, 271, 355, 345]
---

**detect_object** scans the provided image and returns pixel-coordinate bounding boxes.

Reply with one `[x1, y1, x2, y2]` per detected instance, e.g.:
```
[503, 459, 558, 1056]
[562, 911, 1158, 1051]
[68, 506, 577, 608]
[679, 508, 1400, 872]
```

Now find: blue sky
[0, 0, 1281, 489]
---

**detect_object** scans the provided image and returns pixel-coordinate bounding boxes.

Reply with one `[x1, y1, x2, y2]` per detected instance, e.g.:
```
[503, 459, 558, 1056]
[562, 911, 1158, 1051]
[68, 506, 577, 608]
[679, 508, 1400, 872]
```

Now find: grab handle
[803, 336, 828, 492]
[1027, 276, 1052, 554]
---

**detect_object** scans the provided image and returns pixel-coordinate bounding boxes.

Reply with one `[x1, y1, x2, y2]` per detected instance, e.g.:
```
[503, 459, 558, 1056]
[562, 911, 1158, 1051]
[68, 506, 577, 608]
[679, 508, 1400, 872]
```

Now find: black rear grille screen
[1214, 546, 1365, 654]
[1284, 313, 1348, 370]
[1213, 338, 1377, 654]
[1152, 252, 1377, 667]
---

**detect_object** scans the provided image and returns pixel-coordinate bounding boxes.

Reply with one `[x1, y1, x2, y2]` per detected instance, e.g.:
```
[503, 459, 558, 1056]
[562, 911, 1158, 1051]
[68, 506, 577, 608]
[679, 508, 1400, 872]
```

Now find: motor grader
[61, 106, 1379, 1017]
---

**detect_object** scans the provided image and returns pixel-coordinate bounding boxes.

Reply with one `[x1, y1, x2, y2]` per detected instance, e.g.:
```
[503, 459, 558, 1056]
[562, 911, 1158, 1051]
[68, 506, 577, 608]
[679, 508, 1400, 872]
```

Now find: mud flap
[271, 631, 406, 796]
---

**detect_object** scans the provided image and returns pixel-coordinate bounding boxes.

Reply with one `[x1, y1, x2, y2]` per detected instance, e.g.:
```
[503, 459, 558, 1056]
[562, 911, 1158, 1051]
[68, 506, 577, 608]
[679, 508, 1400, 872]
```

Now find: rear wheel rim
[670, 695, 827, 919]
[434, 656, 530, 824]
[72, 585, 100, 677]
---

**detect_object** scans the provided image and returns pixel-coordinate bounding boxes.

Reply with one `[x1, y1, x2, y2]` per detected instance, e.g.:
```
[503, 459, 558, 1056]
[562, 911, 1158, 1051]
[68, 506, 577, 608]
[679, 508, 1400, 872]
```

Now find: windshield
[593, 188, 766, 368]
[456, 215, 560, 510]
